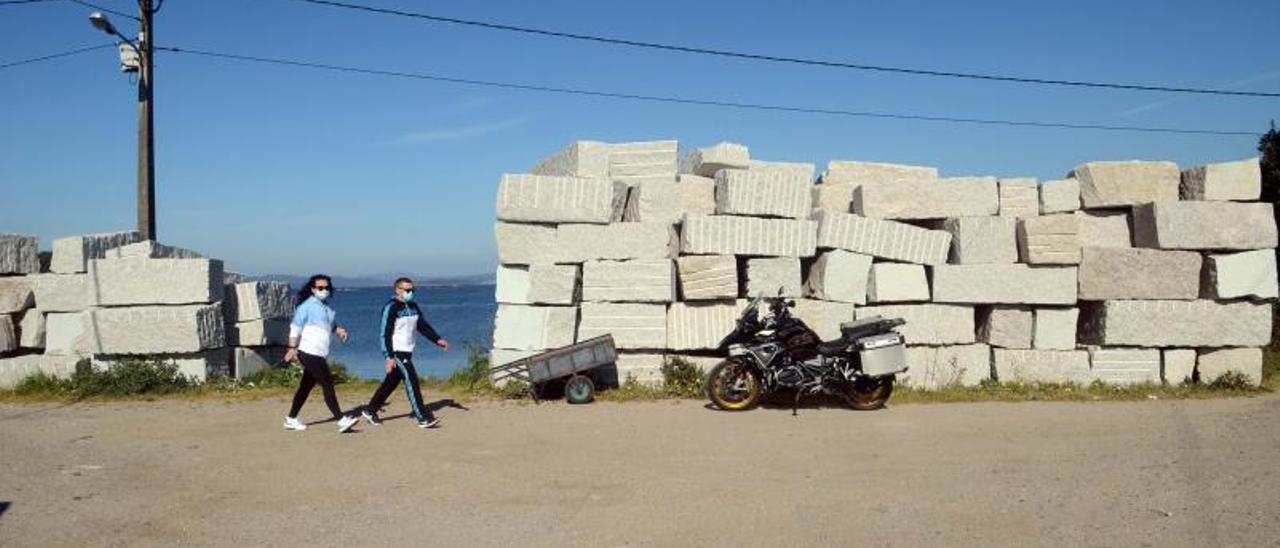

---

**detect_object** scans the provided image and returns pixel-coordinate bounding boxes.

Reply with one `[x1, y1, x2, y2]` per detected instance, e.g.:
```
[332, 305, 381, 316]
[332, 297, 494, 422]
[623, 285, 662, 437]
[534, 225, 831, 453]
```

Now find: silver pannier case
[857, 332, 908, 377]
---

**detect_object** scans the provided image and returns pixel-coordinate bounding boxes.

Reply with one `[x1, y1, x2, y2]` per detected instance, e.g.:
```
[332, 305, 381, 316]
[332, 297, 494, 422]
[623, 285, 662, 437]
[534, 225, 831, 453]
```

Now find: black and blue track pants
[366, 352, 432, 421]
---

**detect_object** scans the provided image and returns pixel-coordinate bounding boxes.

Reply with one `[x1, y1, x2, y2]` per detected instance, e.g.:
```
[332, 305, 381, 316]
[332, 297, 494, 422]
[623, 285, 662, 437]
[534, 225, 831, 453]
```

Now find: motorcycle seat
[818, 339, 849, 354]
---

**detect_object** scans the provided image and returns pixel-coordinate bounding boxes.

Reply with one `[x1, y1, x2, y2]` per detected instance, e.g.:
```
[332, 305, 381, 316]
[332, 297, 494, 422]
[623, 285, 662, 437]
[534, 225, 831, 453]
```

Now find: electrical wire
[0, 42, 116, 69]
[282, 0, 1280, 99]
[156, 46, 1257, 136]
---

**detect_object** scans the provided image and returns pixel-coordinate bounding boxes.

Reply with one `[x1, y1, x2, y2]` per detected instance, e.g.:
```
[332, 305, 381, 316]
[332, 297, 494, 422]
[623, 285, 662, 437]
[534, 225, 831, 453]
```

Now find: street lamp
[86, 4, 157, 241]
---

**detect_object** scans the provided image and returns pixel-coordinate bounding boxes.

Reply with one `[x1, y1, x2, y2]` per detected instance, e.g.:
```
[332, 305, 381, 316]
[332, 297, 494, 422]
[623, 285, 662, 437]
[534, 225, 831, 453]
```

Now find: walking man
[362, 277, 449, 428]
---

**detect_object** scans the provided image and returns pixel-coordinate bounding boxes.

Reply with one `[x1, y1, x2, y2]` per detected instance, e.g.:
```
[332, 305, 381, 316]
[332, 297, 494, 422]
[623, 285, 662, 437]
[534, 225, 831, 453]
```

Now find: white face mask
[314, 289, 331, 301]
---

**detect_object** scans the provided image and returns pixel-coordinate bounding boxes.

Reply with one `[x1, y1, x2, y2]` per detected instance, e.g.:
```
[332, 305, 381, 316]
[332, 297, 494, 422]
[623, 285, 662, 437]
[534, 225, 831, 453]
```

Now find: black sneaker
[417, 416, 440, 429]
[361, 410, 383, 426]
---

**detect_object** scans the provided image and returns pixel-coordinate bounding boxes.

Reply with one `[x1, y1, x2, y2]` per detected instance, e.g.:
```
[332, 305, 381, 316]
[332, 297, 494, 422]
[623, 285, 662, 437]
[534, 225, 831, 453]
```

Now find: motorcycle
[705, 293, 909, 414]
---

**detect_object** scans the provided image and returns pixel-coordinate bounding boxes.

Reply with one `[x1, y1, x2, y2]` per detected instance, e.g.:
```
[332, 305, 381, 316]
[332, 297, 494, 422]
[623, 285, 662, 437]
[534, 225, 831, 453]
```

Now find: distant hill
[249, 272, 495, 289]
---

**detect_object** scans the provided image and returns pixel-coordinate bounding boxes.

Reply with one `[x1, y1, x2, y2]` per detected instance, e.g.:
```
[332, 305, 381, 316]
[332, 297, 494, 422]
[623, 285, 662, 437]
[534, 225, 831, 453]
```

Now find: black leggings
[288, 352, 345, 419]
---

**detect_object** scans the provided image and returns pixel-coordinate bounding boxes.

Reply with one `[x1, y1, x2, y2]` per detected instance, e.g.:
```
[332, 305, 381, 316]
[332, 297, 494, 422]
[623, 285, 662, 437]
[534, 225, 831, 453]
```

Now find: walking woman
[282, 274, 360, 433]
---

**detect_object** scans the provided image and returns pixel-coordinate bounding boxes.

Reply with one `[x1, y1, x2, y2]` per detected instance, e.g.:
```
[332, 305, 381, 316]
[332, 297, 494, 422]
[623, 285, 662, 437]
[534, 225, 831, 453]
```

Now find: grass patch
[891, 377, 1263, 405]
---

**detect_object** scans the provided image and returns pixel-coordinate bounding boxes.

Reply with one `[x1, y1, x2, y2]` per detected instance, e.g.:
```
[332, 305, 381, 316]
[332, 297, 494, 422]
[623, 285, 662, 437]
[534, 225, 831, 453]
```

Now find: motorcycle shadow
[703, 390, 876, 413]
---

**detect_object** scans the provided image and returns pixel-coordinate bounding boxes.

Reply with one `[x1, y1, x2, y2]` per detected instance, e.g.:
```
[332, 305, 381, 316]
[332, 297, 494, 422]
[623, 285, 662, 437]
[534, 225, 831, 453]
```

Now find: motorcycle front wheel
[843, 375, 894, 411]
[706, 359, 762, 411]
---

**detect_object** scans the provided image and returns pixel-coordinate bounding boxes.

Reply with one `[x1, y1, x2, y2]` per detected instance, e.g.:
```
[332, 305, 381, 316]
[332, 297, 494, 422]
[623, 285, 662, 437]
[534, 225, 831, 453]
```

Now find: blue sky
[1, 0, 1277, 277]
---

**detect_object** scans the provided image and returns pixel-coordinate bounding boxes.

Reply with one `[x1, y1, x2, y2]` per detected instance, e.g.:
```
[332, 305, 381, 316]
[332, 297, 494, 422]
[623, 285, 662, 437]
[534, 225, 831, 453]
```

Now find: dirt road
[1, 393, 1277, 547]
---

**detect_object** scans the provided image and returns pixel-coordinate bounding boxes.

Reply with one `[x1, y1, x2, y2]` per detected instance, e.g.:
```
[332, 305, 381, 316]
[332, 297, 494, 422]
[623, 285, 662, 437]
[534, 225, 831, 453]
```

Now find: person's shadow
[0, 501, 11, 519]
[376, 399, 469, 423]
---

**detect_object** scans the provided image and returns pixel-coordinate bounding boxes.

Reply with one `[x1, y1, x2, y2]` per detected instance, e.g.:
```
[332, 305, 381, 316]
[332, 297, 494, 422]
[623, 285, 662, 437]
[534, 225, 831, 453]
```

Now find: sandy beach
[1, 392, 1278, 547]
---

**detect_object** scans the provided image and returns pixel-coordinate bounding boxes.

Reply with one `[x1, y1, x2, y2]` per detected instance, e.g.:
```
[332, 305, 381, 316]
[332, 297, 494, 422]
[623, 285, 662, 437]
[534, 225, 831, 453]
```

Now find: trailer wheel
[565, 374, 595, 404]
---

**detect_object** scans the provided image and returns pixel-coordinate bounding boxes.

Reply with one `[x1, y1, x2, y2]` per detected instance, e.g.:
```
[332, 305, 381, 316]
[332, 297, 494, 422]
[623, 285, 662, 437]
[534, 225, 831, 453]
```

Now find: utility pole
[88, 1, 158, 241]
[137, 0, 156, 241]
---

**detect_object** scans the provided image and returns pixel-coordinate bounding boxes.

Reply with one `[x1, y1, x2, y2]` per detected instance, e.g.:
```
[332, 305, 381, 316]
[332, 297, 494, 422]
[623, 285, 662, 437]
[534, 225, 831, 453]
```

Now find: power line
[0, 0, 58, 5]
[0, 42, 115, 69]
[156, 46, 1256, 137]
[66, 0, 139, 21]
[283, 0, 1280, 99]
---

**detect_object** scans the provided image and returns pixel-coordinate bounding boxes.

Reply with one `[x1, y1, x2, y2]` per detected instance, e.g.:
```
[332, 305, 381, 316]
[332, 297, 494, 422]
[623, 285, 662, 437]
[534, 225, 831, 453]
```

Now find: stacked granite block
[493, 141, 1279, 390]
[0, 233, 249, 386]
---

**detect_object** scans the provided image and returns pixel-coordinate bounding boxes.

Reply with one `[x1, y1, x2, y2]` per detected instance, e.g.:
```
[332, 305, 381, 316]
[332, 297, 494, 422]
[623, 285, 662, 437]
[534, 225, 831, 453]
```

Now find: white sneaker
[418, 417, 441, 429]
[337, 415, 359, 433]
[283, 417, 307, 431]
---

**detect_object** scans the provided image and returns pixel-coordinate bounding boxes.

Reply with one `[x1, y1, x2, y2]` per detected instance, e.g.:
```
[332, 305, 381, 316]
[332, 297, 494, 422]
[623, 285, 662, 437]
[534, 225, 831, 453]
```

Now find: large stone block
[978, 306, 1033, 349]
[578, 303, 666, 350]
[495, 264, 578, 305]
[1080, 300, 1271, 347]
[0, 354, 79, 389]
[748, 160, 815, 181]
[714, 168, 812, 219]
[1072, 161, 1179, 208]
[102, 240, 203, 260]
[224, 281, 295, 322]
[1202, 249, 1278, 300]
[821, 161, 938, 186]
[530, 140, 610, 178]
[1039, 178, 1080, 214]
[0, 234, 40, 274]
[811, 184, 854, 213]
[88, 258, 225, 306]
[683, 142, 749, 177]
[1033, 307, 1078, 351]
[866, 263, 930, 303]
[17, 309, 45, 349]
[50, 231, 141, 274]
[1087, 347, 1160, 385]
[232, 346, 286, 379]
[676, 255, 737, 301]
[1180, 158, 1260, 201]
[901, 344, 991, 390]
[1162, 349, 1196, 385]
[0, 315, 15, 354]
[1196, 347, 1262, 386]
[496, 173, 620, 224]
[1133, 201, 1278, 250]
[31, 274, 92, 312]
[856, 176, 998, 220]
[495, 222, 558, 265]
[667, 301, 743, 351]
[998, 178, 1040, 219]
[598, 353, 665, 387]
[556, 222, 678, 262]
[813, 210, 950, 266]
[86, 304, 226, 355]
[1075, 210, 1132, 248]
[228, 319, 289, 347]
[804, 250, 871, 304]
[940, 217, 1017, 264]
[682, 214, 817, 257]
[1017, 214, 1080, 265]
[1078, 247, 1201, 300]
[621, 176, 715, 225]
[0, 277, 34, 314]
[582, 259, 674, 303]
[992, 349, 1090, 384]
[610, 140, 678, 185]
[932, 265, 1077, 305]
[746, 257, 802, 298]
[492, 305, 577, 351]
[856, 304, 975, 345]
[792, 299, 855, 341]
[44, 311, 92, 356]
[94, 348, 232, 382]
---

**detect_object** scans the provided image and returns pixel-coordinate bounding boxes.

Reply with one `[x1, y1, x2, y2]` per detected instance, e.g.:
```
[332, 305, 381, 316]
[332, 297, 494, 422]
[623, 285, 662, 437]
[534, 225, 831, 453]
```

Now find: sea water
[322, 284, 496, 380]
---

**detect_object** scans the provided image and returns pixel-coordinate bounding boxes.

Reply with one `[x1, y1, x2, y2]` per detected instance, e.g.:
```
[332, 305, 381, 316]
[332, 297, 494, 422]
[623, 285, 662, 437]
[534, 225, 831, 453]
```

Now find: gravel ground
[1, 392, 1277, 547]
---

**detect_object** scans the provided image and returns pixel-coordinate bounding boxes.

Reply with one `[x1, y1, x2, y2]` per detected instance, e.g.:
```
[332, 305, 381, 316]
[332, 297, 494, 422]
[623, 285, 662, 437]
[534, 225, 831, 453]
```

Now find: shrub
[63, 359, 195, 398]
[1207, 370, 1254, 391]
[446, 343, 493, 393]
[662, 356, 705, 398]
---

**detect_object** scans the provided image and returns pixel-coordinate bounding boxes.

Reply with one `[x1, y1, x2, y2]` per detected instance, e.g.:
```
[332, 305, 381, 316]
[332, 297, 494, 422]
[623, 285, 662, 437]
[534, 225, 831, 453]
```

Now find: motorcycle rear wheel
[844, 375, 894, 411]
[706, 360, 762, 411]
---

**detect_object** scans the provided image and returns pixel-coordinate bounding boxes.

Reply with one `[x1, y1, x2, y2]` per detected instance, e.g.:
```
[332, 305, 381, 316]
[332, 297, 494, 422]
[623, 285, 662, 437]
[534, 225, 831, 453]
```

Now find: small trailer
[488, 335, 618, 404]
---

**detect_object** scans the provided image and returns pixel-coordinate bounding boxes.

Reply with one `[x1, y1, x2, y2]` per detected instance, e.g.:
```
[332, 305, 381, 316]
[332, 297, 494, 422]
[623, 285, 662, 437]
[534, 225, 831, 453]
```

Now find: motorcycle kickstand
[792, 390, 802, 416]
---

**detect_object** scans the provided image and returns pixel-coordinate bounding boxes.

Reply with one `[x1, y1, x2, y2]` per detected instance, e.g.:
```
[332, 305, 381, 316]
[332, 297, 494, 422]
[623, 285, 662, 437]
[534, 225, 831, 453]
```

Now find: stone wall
[0, 233, 294, 387]
[492, 140, 1277, 388]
